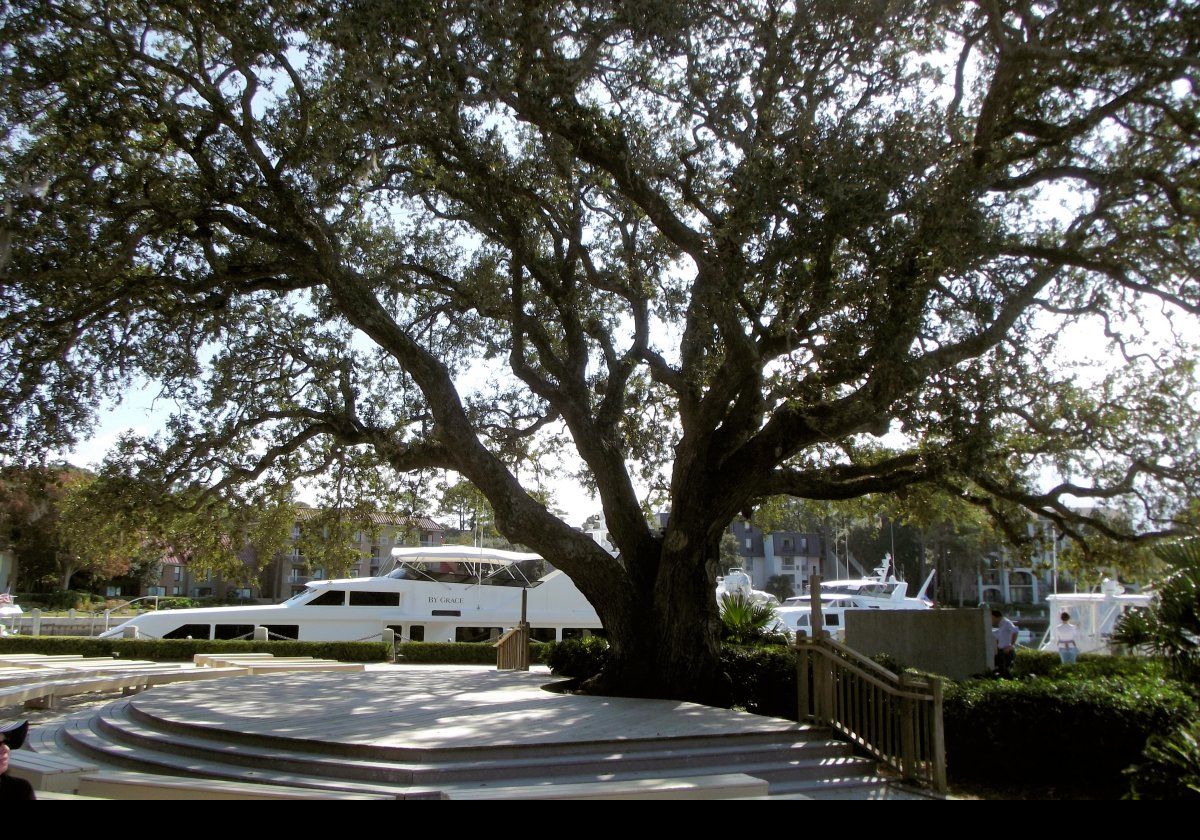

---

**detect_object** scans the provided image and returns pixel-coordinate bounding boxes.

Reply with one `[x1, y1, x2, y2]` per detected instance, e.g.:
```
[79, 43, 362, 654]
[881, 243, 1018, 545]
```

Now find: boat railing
[794, 575, 946, 794]
[494, 622, 530, 671]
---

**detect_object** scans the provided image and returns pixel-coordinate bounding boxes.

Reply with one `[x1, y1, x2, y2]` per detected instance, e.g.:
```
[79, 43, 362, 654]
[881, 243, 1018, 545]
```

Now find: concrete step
[60, 714, 439, 799]
[99, 700, 860, 785]
[125, 697, 823, 764]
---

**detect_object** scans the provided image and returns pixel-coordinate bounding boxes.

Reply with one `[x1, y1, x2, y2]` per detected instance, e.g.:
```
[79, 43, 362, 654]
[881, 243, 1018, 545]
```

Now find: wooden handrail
[795, 631, 946, 794]
[494, 622, 530, 671]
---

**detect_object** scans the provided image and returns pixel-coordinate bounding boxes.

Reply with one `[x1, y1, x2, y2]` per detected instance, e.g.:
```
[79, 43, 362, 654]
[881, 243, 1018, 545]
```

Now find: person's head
[0, 720, 29, 775]
[1061, 612, 1071, 623]
[991, 609, 1002, 626]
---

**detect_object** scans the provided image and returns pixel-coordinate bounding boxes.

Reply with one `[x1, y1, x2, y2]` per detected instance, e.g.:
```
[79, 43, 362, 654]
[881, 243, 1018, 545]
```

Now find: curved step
[60, 713, 431, 798]
[106, 701, 861, 785]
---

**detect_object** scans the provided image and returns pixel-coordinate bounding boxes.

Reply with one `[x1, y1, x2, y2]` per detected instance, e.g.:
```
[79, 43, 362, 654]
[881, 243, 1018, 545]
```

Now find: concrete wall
[844, 608, 993, 681]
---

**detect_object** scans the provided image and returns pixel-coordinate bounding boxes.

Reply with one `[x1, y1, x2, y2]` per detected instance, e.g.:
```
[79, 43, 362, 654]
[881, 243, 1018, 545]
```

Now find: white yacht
[98, 546, 602, 644]
[773, 563, 936, 639]
[1038, 578, 1153, 655]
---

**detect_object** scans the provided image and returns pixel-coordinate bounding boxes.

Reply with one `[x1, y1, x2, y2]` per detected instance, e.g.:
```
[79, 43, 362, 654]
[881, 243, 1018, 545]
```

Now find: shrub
[157, 597, 199, 610]
[395, 641, 550, 665]
[943, 675, 1197, 789]
[1126, 722, 1200, 800]
[1113, 538, 1200, 683]
[720, 644, 798, 720]
[544, 636, 610, 679]
[869, 652, 903, 675]
[1012, 648, 1168, 681]
[36, 590, 101, 611]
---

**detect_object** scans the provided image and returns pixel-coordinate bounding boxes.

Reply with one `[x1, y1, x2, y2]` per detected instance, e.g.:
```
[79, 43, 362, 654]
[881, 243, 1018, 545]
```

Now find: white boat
[98, 546, 602, 643]
[773, 561, 936, 639]
[0, 594, 21, 636]
[1038, 579, 1153, 655]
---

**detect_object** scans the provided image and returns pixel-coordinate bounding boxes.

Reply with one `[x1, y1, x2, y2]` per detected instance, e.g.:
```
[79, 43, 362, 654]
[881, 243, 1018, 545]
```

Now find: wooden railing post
[794, 631, 810, 722]
[931, 676, 947, 794]
[517, 621, 530, 671]
[899, 674, 918, 782]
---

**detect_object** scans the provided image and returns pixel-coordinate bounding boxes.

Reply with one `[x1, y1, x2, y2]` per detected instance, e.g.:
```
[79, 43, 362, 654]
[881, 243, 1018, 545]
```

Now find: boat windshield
[387, 559, 544, 587]
[856, 583, 900, 598]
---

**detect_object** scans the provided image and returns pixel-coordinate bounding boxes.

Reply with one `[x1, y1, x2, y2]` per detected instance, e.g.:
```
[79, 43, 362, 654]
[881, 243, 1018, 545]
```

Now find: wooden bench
[77, 771, 399, 800]
[243, 662, 365, 674]
[442, 773, 771, 800]
[0, 673, 154, 709]
[144, 666, 252, 685]
[193, 653, 278, 667]
[7, 751, 99, 793]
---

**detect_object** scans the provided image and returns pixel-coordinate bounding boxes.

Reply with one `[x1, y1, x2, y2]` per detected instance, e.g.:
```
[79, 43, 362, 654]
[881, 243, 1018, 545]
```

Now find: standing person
[0, 719, 35, 800]
[991, 609, 1019, 678]
[1056, 611, 1079, 665]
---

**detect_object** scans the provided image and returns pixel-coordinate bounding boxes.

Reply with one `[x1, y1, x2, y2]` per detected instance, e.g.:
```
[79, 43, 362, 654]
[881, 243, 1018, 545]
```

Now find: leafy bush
[1012, 649, 1062, 678]
[944, 675, 1197, 789]
[1126, 722, 1200, 800]
[157, 597, 199, 610]
[36, 590, 102, 611]
[1113, 538, 1200, 683]
[720, 644, 798, 720]
[395, 641, 550, 665]
[544, 636, 610, 679]
[870, 652, 903, 675]
[1013, 648, 1166, 681]
[0, 635, 391, 661]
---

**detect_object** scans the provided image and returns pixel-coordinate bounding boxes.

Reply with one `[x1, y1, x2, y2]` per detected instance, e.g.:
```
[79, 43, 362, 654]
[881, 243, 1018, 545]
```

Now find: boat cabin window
[308, 589, 347, 606]
[409, 625, 425, 642]
[456, 626, 502, 643]
[264, 625, 299, 640]
[825, 613, 840, 627]
[164, 623, 212, 640]
[214, 624, 254, 640]
[530, 627, 557, 643]
[348, 591, 401, 607]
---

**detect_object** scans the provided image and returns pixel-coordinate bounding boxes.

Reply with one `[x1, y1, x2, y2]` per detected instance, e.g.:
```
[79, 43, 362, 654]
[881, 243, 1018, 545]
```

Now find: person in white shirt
[1055, 612, 1079, 665]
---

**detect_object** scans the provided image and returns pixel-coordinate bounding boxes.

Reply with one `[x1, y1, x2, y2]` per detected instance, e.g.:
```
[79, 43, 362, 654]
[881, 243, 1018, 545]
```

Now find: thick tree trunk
[580, 539, 732, 707]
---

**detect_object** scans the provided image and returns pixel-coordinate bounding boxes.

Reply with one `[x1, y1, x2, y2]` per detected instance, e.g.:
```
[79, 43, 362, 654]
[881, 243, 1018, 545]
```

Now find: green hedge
[721, 644, 799, 720]
[1014, 648, 1169, 681]
[944, 675, 1197, 787]
[544, 638, 802, 719]
[0, 635, 390, 662]
[395, 641, 550, 665]
[543, 636, 609, 678]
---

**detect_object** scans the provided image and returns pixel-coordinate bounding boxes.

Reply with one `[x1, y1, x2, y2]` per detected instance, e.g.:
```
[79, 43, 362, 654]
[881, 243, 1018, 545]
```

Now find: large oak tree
[2, 0, 1199, 701]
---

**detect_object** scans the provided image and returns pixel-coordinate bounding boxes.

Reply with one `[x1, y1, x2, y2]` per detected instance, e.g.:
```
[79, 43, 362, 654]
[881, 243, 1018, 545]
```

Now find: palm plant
[1112, 539, 1200, 682]
[719, 593, 787, 646]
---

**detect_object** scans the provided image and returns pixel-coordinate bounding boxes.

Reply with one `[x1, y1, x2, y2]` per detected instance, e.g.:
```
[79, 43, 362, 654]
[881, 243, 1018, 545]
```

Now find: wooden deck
[125, 667, 802, 754]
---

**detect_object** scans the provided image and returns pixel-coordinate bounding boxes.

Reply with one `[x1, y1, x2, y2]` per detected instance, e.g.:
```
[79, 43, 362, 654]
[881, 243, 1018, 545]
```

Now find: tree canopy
[2, 0, 1198, 700]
